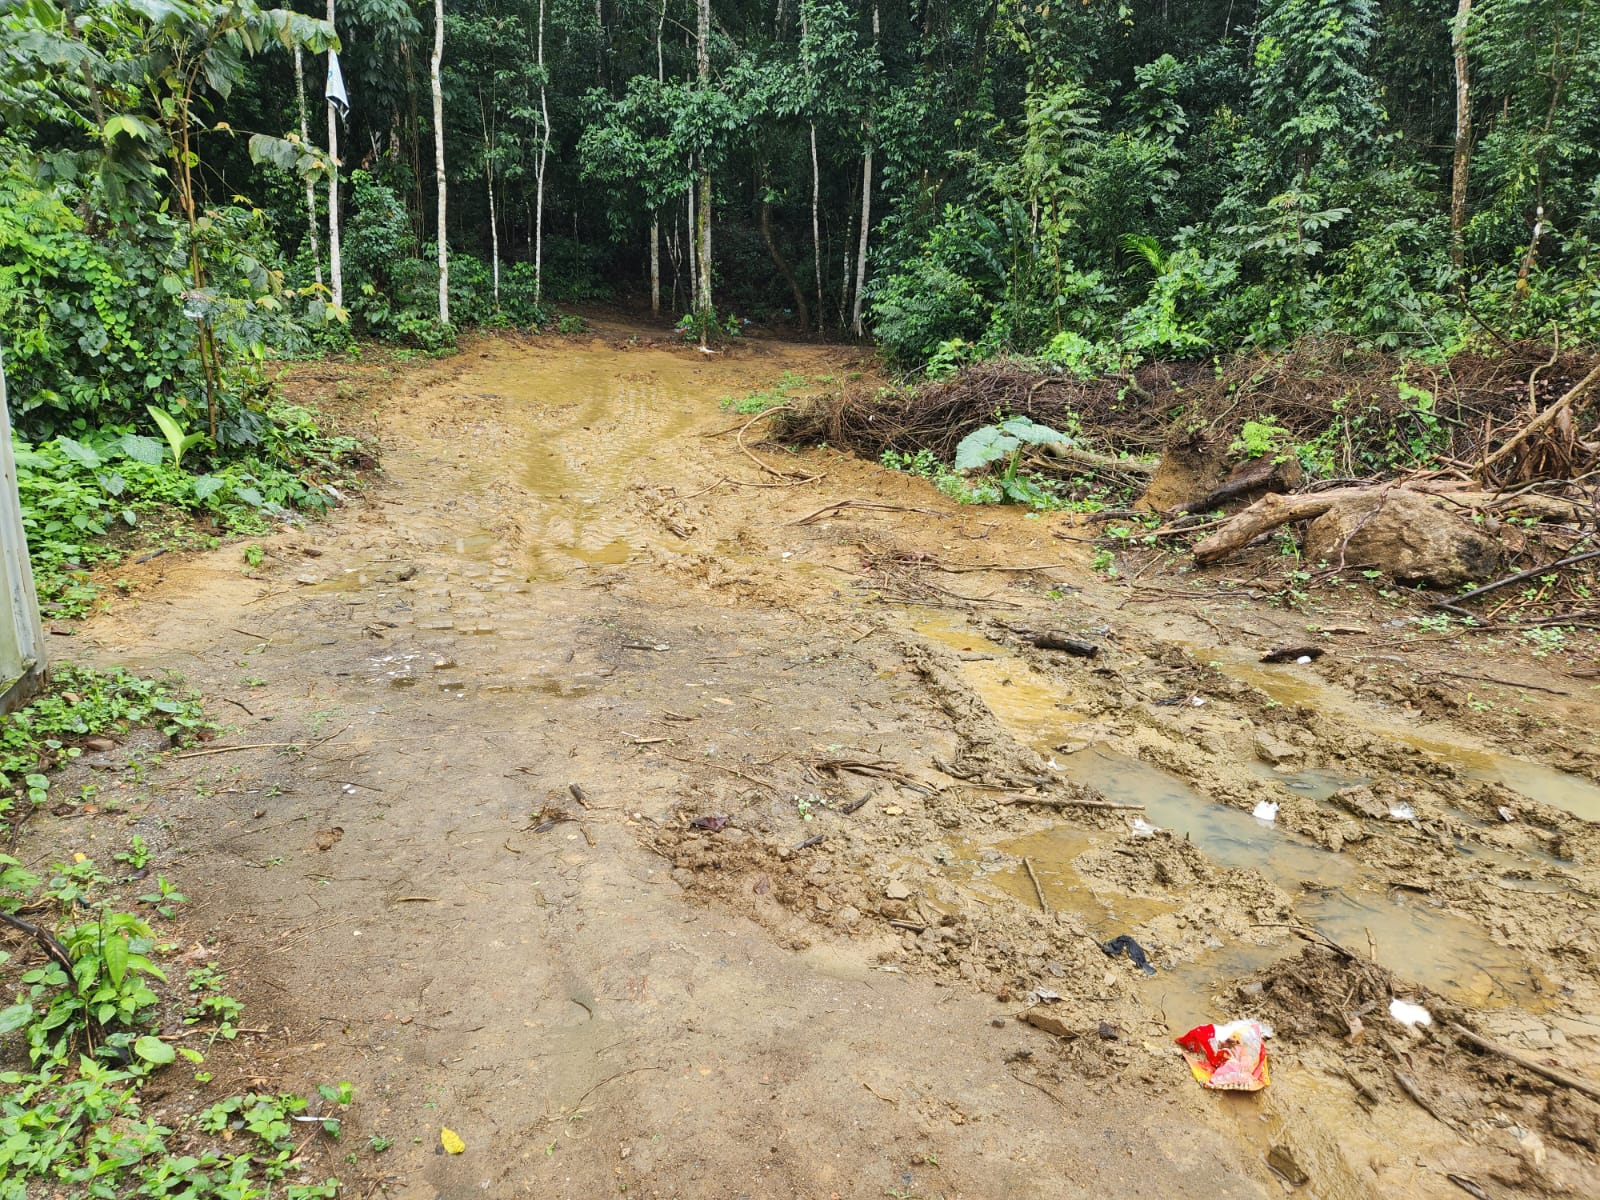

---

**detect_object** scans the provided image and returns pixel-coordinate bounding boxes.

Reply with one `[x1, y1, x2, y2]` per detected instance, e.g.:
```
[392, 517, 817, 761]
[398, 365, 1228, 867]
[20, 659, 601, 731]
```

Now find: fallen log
[1036, 441, 1156, 478]
[1192, 485, 1513, 584]
[1191, 490, 1355, 564]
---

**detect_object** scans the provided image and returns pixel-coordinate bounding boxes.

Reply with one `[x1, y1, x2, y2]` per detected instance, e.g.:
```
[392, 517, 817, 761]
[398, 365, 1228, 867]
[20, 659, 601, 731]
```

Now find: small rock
[884, 880, 913, 901]
[83, 735, 115, 752]
[294, 574, 318, 586]
[836, 905, 861, 927]
[311, 826, 344, 851]
[1021, 1009, 1077, 1038]
[1253, 734, 1302, 766]
[1519, 1131, 1547, 1171]
[1266, 1144, 1309, 1187]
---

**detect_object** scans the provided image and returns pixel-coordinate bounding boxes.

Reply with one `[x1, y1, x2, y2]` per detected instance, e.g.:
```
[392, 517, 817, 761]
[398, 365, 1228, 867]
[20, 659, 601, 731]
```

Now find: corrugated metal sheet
[0, 344, 45, 713]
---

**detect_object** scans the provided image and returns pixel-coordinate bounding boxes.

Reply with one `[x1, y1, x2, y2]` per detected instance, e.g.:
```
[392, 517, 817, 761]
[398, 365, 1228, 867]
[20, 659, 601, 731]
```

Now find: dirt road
[59, 326, 1600, 1198]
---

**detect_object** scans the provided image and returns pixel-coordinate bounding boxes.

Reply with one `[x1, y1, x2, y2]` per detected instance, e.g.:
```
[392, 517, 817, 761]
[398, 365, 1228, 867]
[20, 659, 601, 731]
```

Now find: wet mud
[37, 325, 1600, 1199]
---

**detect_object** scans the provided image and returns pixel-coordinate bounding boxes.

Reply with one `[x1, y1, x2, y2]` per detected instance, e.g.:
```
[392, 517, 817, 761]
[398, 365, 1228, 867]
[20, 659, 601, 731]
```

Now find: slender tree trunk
[650, 215, 660, 316]
[686, 172, 698, 302]
[1451, 0, 1473, 274]
[810, 124, 823, 333]
[695, 0, 713, 333]
[431, 0, 448, 323]
[479, 93, 499, 310]
[488, 170, 500, 307]
[325, 0, 343, 309]
[535, 0, 550, 303]
[851, 2, 879, 338]
[697, 175, 712, 316]
[293, 46, 323, 288]
[651, 0, 664, 319]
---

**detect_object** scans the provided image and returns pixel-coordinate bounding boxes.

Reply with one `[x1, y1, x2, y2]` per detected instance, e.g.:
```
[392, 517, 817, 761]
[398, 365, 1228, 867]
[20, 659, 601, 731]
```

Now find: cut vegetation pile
[783, 343, 1600, 626]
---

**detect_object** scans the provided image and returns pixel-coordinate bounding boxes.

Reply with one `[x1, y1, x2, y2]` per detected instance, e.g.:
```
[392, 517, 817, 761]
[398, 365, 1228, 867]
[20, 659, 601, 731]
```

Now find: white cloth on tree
[326, 51, 350, 121]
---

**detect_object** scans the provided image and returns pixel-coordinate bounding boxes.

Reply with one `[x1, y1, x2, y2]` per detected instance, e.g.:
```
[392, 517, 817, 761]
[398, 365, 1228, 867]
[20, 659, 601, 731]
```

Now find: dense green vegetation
[9, 0, 1598, 374]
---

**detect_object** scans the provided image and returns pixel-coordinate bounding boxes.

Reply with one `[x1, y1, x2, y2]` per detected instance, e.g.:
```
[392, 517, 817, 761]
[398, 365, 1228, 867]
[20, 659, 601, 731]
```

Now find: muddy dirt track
[47, 324, 1600, 1198]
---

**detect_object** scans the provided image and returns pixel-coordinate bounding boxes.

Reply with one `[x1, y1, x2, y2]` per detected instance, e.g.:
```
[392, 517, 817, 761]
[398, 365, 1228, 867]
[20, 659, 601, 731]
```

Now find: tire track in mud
[63, 332, 1296, 1200]
[56, 327, 1600, 1199]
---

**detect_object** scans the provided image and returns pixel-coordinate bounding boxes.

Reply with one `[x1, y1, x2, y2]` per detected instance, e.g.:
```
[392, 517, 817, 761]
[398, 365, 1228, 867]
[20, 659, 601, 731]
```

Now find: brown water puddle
[1192, 644, 1600, 822]
[909, 612, 1557, 1012]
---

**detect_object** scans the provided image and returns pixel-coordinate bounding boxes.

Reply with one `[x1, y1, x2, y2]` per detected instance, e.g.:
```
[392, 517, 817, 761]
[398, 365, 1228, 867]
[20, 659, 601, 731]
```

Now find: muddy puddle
[910, 610, 1558, 1016]
[470, 352, 708, 579]
[1193, 644, 1600, 821]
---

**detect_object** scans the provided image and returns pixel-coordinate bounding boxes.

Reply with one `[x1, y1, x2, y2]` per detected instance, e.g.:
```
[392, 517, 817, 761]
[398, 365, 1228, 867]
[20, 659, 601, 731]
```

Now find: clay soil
[19, 321, 1600, 1199]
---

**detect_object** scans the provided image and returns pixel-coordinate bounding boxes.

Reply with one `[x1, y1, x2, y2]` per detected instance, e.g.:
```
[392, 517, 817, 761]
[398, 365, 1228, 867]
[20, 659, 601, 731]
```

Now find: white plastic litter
[1389, 998, 1433, 1028]
[1295, 655, 1313, 664]
[1252, 800, 1279, 823]
[1130, 817, 1160, 837]
[1190, 695, 1207, 707]
[1388, 802, 1416, 821]
[1045, 758, 1063, 771]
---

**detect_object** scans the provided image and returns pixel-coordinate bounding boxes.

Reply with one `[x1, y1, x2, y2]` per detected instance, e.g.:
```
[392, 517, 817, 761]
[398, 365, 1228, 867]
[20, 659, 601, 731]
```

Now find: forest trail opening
[65, 324, 1600, 1198]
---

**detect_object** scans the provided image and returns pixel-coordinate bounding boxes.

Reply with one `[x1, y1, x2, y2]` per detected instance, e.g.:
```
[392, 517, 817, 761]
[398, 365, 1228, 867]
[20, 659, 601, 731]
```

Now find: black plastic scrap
[1102, 934, 1157, 976]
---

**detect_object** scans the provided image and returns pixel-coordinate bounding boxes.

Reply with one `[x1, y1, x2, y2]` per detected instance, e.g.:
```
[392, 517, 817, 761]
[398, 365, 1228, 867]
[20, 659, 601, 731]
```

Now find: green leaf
[0, 1002, 33, 1035]
[104, 932, 128, 988]
[996, 416, 1073, 447]
[134, 1035, 175, 1065]
[120, 434, 167, 466]
[232, 485, 265, 508]
[146, 406, 195, 469]
[953, 426, 1021, 471]
[192, 475, 225, 501]
[55, 436, 102, 470]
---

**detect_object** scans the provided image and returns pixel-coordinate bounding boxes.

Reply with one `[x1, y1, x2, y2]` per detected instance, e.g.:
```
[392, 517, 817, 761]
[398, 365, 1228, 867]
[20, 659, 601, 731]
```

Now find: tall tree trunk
[651, 0, 664, 319]
[810, 123, 823, 333]
[759, 168, 809, 332]
[535, 0, 550, 303]
[650, 215, 660, 317]
[695, 0, 713, 332]
[850, 2, 878, 339]
[686, 171, 698, 303]
[1451, 0, 1473, 274]
[431, 0, 448, 323]
[488, 171, 500, 308]
[480, 93, 499, 310]
[325, 0, 343, 309]
[293, 46, 323, 288]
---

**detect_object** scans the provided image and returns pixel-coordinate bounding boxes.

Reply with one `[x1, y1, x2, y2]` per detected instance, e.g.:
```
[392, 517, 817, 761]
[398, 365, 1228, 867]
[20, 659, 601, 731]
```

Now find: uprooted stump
[1304, 491, 1502, 586]
[1193, 488, 1504, 587]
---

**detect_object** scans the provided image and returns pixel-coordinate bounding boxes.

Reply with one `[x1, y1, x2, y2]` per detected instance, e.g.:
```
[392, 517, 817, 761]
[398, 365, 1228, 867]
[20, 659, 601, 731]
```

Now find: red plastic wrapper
[1175, 1020, 1272, 1091]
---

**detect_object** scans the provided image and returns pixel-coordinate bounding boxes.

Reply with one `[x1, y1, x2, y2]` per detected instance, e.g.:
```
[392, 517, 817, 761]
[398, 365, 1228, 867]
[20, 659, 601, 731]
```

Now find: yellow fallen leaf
[440, 1127, 465, 1155]
[73, 852, 87, 863]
